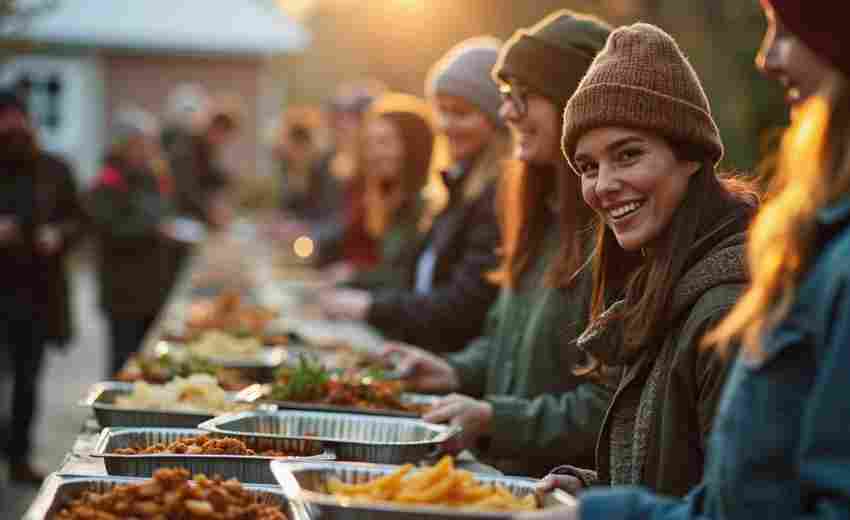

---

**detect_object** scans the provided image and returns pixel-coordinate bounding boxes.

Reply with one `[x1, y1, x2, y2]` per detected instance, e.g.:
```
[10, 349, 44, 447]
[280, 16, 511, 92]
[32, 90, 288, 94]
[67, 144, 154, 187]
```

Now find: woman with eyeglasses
[387, 11, 614, 478]
[532, 22, 759, 502]
[318, 37, 510, 354]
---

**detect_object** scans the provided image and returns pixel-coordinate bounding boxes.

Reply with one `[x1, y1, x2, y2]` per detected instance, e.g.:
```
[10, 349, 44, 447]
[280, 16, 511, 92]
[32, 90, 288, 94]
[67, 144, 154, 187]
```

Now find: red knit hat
[763, 0, 850, 78]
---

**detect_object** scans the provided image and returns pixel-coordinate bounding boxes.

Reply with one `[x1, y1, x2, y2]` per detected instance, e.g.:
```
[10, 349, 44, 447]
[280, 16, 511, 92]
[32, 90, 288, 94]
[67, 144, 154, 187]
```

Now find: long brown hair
[587, 148, 759, 357]
[490, 117, 594, 289]
[360, 97, 435, 239]
[707, 74, 850, 357]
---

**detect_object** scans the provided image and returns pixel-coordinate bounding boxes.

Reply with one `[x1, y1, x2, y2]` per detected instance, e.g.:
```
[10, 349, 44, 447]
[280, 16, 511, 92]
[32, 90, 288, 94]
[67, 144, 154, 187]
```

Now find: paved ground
[0, 261, 106, 517]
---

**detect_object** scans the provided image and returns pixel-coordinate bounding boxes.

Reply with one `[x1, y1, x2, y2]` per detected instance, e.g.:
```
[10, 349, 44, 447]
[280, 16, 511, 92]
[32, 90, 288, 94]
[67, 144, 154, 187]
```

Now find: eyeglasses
[499, 81, 530, 118]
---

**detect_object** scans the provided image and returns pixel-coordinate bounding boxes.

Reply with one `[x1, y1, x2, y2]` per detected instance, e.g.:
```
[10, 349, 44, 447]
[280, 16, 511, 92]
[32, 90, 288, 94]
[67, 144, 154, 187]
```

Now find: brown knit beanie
[562, 23, 724, 171]
[492, 10, 612, 110]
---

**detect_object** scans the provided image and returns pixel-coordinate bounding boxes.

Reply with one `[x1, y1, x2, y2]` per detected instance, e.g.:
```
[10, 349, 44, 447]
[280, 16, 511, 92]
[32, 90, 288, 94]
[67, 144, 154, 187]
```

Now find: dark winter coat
[0, 152, 83, 347]
[365, 149, 503, 353]
[87, 159, 174, 318]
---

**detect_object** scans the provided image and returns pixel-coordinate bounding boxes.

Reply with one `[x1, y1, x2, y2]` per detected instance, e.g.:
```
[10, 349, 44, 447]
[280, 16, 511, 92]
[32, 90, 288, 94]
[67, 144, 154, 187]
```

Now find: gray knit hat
[111, 106, 159, 148]
[426, 36, 504, 127]
[562, 23, 724, 169]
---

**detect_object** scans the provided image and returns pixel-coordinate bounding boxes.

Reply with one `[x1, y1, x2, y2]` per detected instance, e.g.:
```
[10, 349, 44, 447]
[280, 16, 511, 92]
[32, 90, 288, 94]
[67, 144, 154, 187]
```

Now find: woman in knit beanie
[320, 37, 509, 355]
[523, 12, 850, 520]
[330, 93, 436, 291]
[389, 10, 615, 478]
[535, 22, 760, 505]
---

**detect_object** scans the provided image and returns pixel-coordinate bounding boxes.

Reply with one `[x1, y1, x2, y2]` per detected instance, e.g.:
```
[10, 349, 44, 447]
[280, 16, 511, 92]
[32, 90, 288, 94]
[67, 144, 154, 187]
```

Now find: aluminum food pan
[239, 383, 439, 418]
[79, 381, 251, 428]
[271, 461, 577, 520]
[153, 339, 288, 370]
[91, 427, 335, 484]
[23, 473, 310, 520]
[198, 410, 460, 464]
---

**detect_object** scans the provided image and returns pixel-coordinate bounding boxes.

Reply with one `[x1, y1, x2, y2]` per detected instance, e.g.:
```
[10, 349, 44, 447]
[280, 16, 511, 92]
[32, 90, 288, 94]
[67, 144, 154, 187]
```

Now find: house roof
[3, 0, 310, 55]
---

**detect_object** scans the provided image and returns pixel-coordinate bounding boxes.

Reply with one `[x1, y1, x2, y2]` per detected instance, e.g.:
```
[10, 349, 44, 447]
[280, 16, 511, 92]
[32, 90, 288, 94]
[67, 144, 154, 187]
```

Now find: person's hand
[324, 262, 356, 285]
[207, 195, 234, 230]
[383, 342, 460, 393]
[514, 504, 580, 520]
[537, 473, 584, 495]
[36, 226, 62, 255]
[0, 216, 20, 244]
[158, 220, 179, 241]
[317, 288, 372, 321]
[424, 394, 493, 452]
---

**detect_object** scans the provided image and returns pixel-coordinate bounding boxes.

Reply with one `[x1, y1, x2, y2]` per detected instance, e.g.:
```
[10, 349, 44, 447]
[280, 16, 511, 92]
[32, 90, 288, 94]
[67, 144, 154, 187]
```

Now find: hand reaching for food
[514, 503, 580, 520]
[317, 288, 372, 321]
[382, 342, 460, 393]
[424, 393, 493, 453]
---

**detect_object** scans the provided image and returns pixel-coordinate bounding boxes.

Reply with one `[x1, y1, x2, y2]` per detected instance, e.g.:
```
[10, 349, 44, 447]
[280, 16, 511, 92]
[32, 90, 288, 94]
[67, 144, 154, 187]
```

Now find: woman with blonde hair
[320, 37, 510, 353]
[524, 3, 850, 519]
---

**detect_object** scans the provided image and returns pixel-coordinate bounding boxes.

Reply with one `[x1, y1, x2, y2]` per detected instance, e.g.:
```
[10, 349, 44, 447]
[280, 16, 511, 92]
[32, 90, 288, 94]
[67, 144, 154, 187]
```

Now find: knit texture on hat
[764, 0, 850, 79]
[562, 23, 724, 169]
[493, 10, 612, 109]
[426, 36, 504, 127]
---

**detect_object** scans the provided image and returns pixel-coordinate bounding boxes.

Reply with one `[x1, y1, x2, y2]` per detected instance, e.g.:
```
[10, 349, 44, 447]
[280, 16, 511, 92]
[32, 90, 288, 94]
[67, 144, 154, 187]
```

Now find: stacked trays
[198, 410, 460, 464]
[92, 427, 336, 484]
[270, 460, 577, 520]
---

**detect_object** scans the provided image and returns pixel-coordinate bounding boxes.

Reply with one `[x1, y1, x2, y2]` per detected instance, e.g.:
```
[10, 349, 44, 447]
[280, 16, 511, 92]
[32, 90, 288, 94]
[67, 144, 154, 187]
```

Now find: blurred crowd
[4, 1, 850, 519]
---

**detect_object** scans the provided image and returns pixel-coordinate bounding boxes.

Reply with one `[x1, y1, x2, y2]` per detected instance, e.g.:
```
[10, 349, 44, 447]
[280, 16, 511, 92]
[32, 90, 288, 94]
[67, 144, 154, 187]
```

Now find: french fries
[325, 456, 539, 512]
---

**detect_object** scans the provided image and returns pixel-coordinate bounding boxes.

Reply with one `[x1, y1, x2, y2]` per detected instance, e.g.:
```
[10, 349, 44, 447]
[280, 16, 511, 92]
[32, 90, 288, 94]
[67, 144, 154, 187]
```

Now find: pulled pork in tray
[54, 467, 287, 519]
[113, 434, 298, 457]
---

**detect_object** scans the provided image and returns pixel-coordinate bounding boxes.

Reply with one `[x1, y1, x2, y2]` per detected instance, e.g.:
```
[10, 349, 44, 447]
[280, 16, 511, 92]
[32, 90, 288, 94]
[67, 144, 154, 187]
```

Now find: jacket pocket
[741, 326, 806, 371]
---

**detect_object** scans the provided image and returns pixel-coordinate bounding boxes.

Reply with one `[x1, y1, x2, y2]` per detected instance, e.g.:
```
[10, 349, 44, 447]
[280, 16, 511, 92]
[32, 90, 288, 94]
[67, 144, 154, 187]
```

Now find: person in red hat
[755, 0, 840, 108]
[520, 2, 850, 520]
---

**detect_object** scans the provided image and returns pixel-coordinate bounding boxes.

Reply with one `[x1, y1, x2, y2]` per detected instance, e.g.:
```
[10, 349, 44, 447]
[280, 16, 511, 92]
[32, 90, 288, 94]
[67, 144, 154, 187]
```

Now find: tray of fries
[24, 470, 306, 520]
[198, 410, 460, 464]
[80, 380, 253, 428]
[91, 427, 335, 484]
[270, 458, 577, 520]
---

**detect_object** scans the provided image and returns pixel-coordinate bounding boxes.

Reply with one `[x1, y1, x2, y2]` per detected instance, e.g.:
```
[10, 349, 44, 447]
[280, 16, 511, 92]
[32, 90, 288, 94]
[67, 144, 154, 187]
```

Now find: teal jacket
[448, 224, 611, 477]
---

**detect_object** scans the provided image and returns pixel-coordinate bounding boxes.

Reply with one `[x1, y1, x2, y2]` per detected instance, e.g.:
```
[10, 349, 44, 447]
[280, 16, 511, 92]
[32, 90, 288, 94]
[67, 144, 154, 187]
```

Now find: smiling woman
[545, 22, 760, 500]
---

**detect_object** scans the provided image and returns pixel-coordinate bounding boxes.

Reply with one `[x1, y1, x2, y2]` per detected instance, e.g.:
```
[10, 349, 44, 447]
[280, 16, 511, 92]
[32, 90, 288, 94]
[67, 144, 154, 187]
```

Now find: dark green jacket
[447, 224, 611, 477]
[346, 199, 425, 292]
[561, 206, 752, 498]
[87, 160, 174, 318]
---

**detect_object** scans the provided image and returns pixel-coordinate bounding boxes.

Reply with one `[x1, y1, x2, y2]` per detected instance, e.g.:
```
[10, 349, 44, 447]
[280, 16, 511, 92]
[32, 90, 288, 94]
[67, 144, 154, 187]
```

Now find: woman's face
[574, 127, 700, 252]
[363, 116, 405, 184]
[756, 4, 833, 107]
[433, 94, 496, 164]
[124, 134, 158, 171]
[499, 82, 562, 166]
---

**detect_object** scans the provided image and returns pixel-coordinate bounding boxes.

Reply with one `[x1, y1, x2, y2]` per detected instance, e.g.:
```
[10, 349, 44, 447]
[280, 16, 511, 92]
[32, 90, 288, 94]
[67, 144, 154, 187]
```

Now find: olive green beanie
[562, 23, 724, 170]
[492, 10, 612, 109]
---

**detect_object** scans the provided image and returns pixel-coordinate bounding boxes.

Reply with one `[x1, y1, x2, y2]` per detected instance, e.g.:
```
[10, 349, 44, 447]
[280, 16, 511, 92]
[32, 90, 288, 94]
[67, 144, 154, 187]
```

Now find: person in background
[306, 79, 387, 265]
[532, 21, 759, 503]
[524, 3, 850, 519]
[87, 107, 181, 376]
[319, 37, 511, 354]
[331, 92, 436, 291]
[385, 11, 614, 478]
[167, 102, 239, 231]
[272, 105, 329, 222]
[0, 89, 83, 485]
